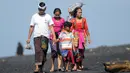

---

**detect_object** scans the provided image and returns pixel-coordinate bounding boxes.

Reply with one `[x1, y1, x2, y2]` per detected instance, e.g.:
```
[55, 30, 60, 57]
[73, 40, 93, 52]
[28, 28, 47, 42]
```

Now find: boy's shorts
[61, 49, 68, 57]
[61, 49, 75, 64]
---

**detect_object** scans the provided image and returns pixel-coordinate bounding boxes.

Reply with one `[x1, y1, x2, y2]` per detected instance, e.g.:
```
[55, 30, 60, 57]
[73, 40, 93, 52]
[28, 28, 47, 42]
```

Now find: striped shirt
[59, 31, 74, 49]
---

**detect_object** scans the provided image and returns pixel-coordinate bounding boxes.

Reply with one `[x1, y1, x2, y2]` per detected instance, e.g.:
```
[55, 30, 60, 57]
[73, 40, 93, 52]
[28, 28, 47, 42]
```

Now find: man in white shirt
[26, 2, 56, 73]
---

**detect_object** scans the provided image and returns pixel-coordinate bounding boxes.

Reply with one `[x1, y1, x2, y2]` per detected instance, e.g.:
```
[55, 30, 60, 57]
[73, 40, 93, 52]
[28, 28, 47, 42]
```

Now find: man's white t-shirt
[30, 13, 54, 38]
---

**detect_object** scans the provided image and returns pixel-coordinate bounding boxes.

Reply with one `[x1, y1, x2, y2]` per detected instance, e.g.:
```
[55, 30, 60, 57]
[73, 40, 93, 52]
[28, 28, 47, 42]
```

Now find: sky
[0, 0, 130, 57]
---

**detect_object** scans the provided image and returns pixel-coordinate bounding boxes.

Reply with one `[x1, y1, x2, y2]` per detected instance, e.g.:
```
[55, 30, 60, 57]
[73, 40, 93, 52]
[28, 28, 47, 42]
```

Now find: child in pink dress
[49, 8, 65, 72]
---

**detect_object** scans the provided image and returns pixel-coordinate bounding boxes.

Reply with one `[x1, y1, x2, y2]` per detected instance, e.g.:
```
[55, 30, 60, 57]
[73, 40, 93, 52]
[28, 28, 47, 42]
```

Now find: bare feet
[50, 67, 54, 72]
[72, 64, 77, 71]
[34, 65, 39, 72]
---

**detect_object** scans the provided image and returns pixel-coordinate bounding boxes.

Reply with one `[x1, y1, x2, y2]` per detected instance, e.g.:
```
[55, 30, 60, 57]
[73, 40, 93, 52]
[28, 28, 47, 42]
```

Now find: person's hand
[52, 41, 55, 45]
[88, 39, 91, 44]
[52, 39, 59, 45]
[56, 39, 60, 42]
[26, 39, 30, 44]
[52, 38, 57, 43]
[68, 8, 71, 12]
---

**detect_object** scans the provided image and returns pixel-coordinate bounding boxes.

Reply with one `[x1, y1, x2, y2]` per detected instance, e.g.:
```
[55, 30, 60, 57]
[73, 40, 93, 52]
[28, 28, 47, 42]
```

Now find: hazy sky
[0, 0, 130, 57]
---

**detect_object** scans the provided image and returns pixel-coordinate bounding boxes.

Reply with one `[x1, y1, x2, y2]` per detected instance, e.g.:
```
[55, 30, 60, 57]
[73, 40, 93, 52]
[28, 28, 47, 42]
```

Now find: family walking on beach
[26, 1, 91, 73]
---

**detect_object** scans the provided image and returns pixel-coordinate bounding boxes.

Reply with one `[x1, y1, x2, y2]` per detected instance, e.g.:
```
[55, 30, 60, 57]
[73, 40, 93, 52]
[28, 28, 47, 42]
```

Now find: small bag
[25, 43, 32, 50]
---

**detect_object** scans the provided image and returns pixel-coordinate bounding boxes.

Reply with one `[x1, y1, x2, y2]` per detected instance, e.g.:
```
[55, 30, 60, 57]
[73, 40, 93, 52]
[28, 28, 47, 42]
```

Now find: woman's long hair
[73, 7, 82, 18]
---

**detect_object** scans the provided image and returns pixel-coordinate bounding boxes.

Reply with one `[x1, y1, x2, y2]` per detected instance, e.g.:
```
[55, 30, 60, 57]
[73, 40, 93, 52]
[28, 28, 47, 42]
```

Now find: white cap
[38, 2, 46, 10]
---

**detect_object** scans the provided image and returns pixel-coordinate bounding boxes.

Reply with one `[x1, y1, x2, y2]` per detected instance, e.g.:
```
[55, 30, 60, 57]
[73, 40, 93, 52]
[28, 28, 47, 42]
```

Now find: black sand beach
[0, 44, 130, 73]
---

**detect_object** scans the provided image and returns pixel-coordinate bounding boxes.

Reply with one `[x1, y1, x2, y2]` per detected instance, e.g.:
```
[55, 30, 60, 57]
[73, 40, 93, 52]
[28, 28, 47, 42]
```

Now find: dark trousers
[34, 36, 49, 66]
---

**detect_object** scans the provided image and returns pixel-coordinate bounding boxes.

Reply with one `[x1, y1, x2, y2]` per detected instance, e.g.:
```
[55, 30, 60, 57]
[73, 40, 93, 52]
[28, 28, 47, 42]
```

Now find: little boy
[58, 21, 75, 71]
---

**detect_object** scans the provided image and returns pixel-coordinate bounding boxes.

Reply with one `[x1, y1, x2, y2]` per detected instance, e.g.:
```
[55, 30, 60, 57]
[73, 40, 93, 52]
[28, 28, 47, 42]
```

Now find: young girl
[50, 8, 65, 72]
[58, 21, 75, 71]
[71, 7, 91, 71]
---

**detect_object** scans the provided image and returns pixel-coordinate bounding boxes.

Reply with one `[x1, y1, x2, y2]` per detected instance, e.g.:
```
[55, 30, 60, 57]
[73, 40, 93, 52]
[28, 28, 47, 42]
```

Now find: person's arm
[49, 25, 56, 42]
[26, 26, 34, 43]
[58, 32, 63, 42]
[72, 38, 75, 51]
[61, 18, 65, 30]
[71, 33, 75, 51]
[48, 15, 56, 42]
[87, 32, 91, 44]
[26, 16, 35, 44]
[84, 18, 91, 44]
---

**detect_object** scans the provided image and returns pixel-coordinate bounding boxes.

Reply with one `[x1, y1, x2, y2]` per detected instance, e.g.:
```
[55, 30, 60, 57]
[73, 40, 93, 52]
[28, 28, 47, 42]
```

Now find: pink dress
[71, 18, 88, 49]
[49, 17, 65, 58]
[50, 17, 65, 39]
